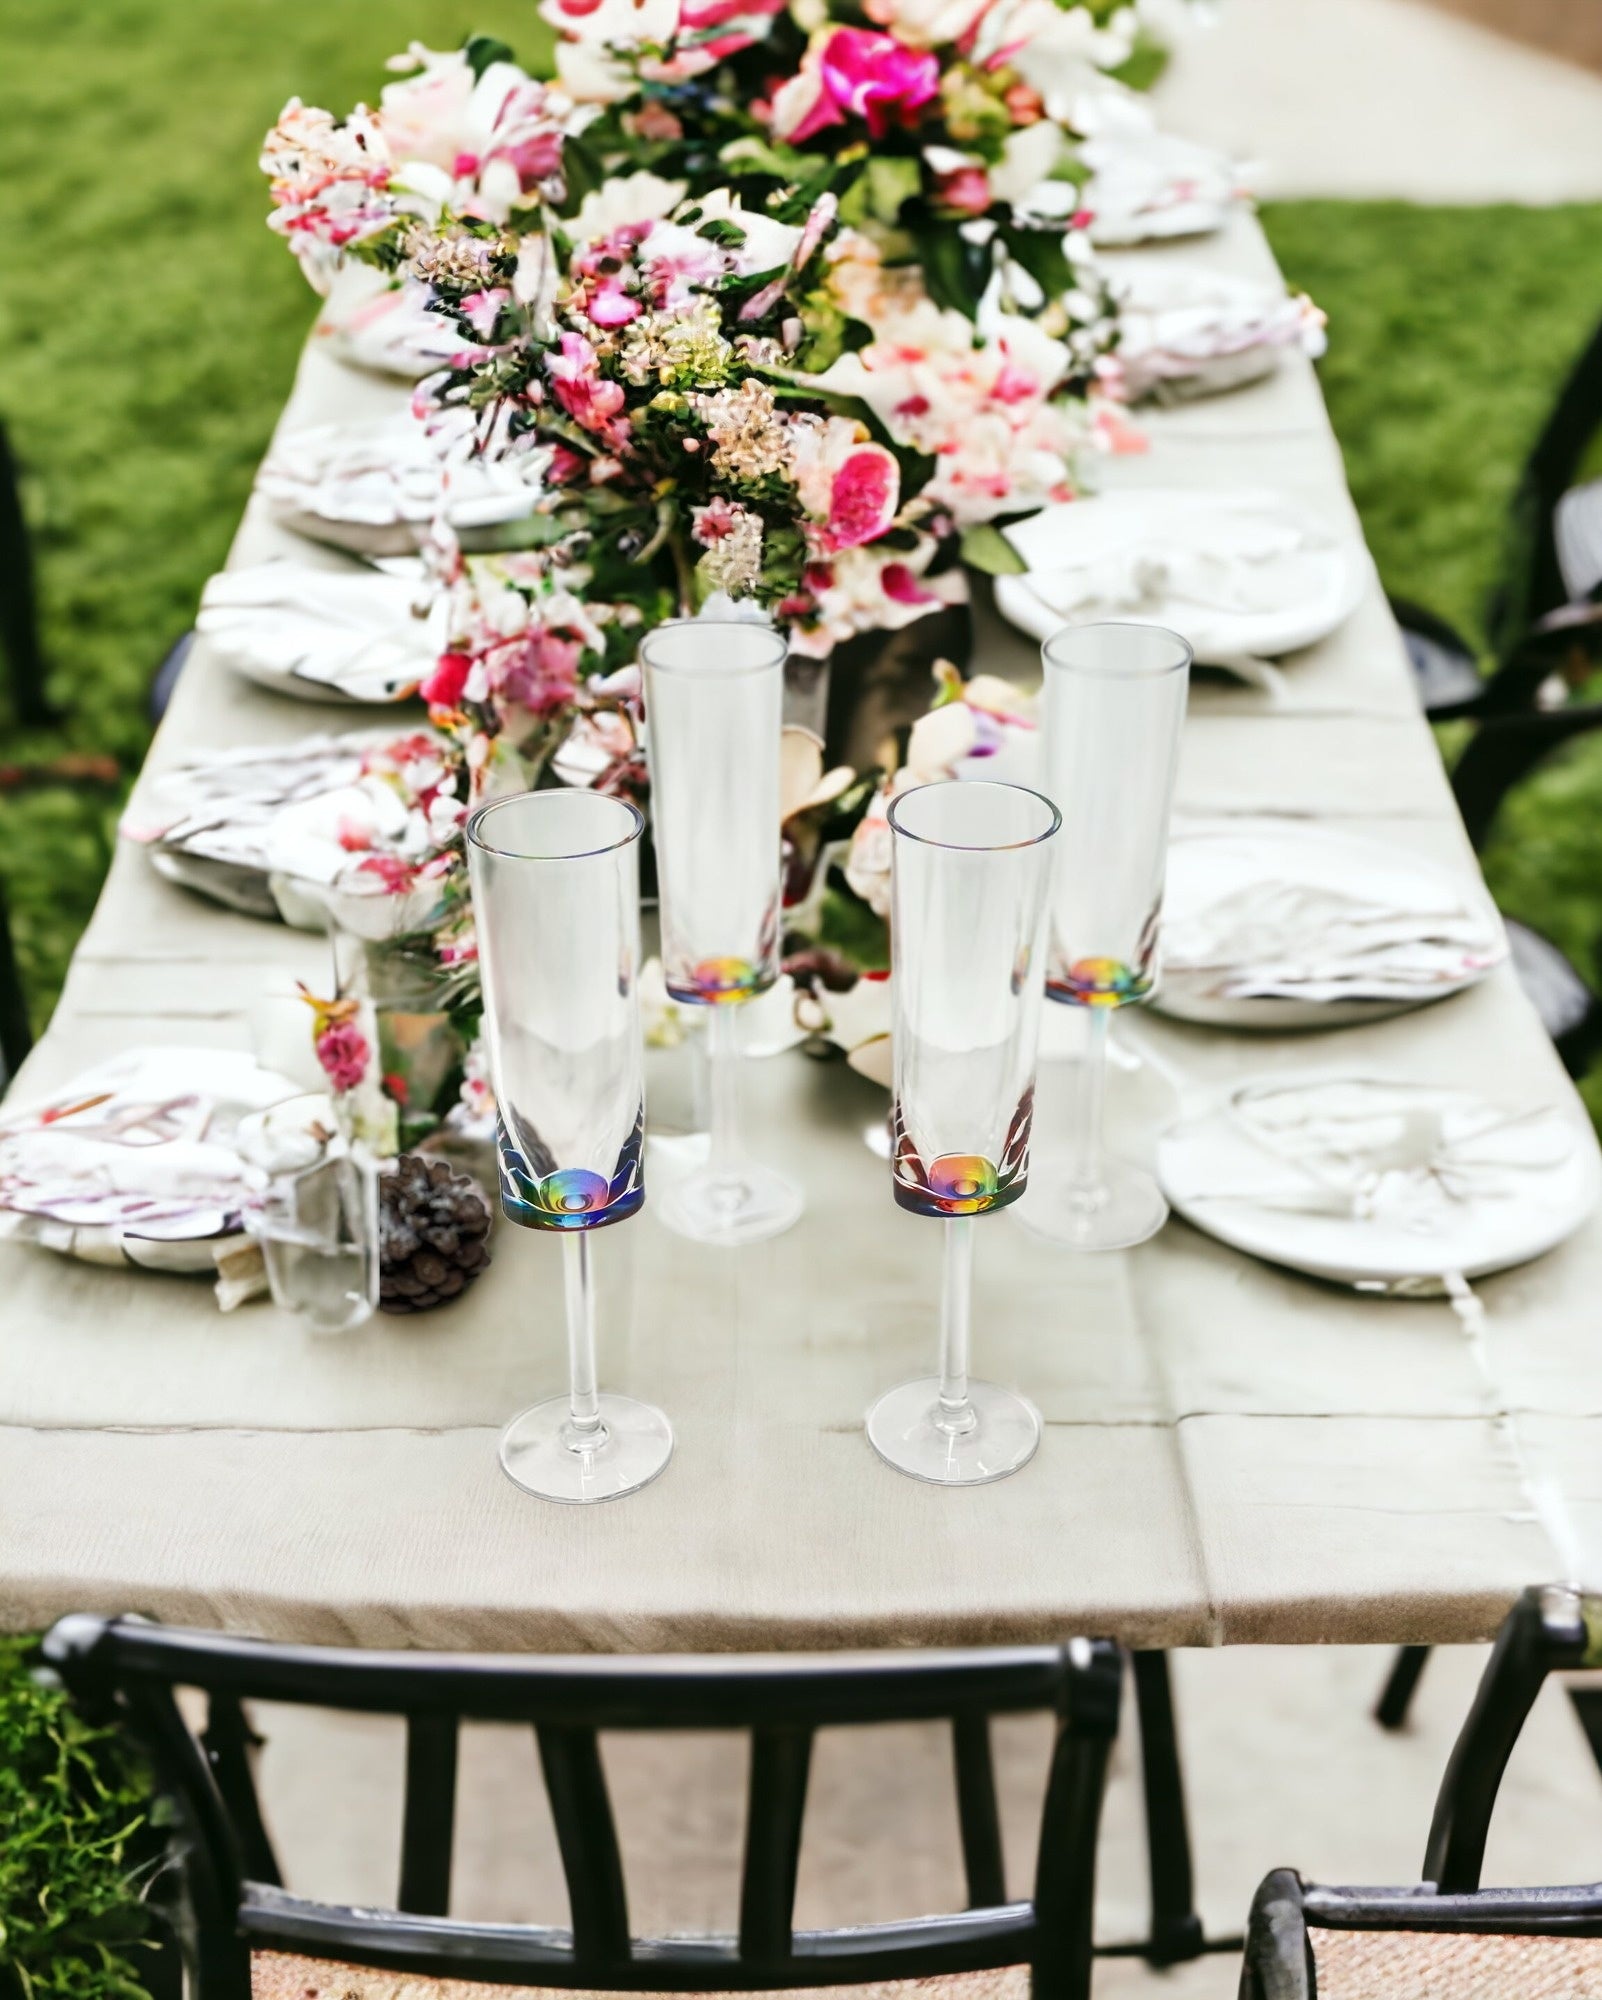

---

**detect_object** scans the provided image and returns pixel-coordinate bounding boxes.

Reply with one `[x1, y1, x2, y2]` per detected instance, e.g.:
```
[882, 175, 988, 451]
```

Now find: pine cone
[379, 1154, 492, 1314]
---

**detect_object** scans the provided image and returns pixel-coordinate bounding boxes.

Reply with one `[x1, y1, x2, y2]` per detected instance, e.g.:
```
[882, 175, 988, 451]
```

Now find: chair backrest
[1490, 311, 1602, 661]
[1239, 1585, 1602, 1999]
[42, 1615, 1122, 2000]
[1240, 1868, 1602, 2000]
[0, 420, 54, 730]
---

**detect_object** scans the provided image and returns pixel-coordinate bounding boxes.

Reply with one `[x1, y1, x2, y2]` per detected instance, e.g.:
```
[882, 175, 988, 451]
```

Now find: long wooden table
[5, 212, 1599, 1652]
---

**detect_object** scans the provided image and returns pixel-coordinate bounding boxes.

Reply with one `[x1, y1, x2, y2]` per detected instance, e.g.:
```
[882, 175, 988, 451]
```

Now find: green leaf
[914, 224, 991, 323]
[462, 34, 515, 78]
[960, 523, 1028, 576]
[818, 884, 891, 972]
[863, 156, 922, 228]
[998, 224, 1072, 305]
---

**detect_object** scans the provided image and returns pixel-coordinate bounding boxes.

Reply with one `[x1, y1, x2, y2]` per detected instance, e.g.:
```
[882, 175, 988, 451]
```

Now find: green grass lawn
[2, 9, 1602, 1079]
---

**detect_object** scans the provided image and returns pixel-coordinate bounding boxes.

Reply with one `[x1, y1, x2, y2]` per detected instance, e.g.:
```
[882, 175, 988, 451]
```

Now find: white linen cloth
[11, 215, 1602, 1654]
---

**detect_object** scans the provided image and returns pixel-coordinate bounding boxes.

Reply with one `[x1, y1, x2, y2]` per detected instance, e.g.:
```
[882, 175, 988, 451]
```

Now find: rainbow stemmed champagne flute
[867, 780, 1060, 1485]
[1022, 622, 1191, 1252]
[641, 620, 804, 1248]
[466, 789, 672, 1503]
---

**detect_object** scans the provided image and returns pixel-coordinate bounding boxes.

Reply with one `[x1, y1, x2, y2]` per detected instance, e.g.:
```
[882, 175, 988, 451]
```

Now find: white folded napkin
[257, 415, 539, 554]
[1210, 1079, 1575, 1229]
[1109, 262, 1326, 402]
[1074, 100, 1252, 246]
[196, 561, 439, 702]
[1000, 488, 1348, 649]
[124, 737, 369, 867]
[0, 1048, 297, 1264]
[1165, 879, 1504, 1003]
[313, 267, 486, 382]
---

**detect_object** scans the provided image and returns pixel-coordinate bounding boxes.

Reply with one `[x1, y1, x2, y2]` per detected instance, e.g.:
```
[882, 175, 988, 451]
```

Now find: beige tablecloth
[3, 214, 1596, 1653]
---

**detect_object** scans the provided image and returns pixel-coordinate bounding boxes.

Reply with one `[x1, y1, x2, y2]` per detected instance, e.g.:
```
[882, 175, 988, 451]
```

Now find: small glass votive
[239, 1096, 378, 1334]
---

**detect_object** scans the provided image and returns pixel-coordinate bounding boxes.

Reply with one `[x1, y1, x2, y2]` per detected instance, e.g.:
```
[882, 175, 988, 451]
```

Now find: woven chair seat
[253, 1952, 1033, 2000]
[1315, 1927, 1602, 1998]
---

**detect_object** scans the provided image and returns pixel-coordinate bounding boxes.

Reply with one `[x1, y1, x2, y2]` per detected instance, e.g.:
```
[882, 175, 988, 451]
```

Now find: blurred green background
[2, 3, 1601, 1110]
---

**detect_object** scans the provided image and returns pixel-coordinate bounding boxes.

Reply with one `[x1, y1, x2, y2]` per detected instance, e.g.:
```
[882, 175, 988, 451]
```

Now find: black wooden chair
[1446, 700, 1602, 1079]
[40, 1615, 1123, 2000]
[1395, 308, 1602, 721]
[1249, 1584, 1602, 1998]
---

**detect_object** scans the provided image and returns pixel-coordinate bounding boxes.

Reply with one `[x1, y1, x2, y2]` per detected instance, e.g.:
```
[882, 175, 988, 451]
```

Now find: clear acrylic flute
[641, 619, 804, 1248]
[466, 789, 672, 1503]
[1022, 622, 1190, 1253]
[867, 779, 1060, 1486]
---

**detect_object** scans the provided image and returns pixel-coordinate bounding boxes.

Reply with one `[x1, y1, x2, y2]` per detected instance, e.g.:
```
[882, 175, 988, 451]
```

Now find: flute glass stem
[658, 1003, 803, 1249]
[935, 1218, 977, 1437]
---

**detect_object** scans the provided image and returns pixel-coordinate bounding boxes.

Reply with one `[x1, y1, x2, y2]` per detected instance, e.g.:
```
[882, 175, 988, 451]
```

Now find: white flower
[570, 171, 688, 245]
[689, 187, 802, 274]
[541, 0, 679, 102]
[989, 119, 1067, 207]
[971, 0, 1133, 124]
[862, 0, 990, 50]
[377, 46, 477, 168]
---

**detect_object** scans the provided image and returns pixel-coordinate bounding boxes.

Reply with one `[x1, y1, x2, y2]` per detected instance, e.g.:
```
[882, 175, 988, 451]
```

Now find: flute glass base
[498, 1393, 673, 1504]
[659, 1163, 804, 1248]
[866, 1379, 1041, 1486]
[1015, 1157, 1169, 1251]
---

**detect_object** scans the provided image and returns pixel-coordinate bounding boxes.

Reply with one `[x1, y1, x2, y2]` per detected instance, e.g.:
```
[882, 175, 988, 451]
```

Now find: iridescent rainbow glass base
[666, 956, 771, 1006]
[1045, 955, 1151, 1007]
[497, 1110, 644, 1232]
[890, 1089, 1033, 1219]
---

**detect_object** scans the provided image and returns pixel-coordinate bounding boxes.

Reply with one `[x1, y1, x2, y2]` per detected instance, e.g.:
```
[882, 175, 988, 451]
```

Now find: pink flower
[991, 359, 1038, 404]
[546, 331, 628, 442]
[774, 29, 939, 144]
[460, 286, 510, 337]
[691, 495, 742, 545]
[682, 0, 784, 28]
[933, 166, 991, 216]
[315, 1020, 371, 1095]
[357, 854, 420, 893]
[630, 100, 683, 142]
[824, 442, 900, 550]
[421, 651, 473, 708]
[334, 816, 375, 852]
[585, 283, 642, 327]
[882, 562, 938, 606]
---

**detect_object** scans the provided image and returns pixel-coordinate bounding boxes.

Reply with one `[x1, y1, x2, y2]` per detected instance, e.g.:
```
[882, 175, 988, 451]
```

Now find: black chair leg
[0, 422, 56, 728]
[1375, 1646, 1432, 1732]
[1131, 1651, 1205, 1967]
[1566, 1684, 1602, 1781]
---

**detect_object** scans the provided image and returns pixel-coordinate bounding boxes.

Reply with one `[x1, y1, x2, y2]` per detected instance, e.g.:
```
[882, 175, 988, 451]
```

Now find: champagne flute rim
[1041, 620, 1193, 680]
[887, 779, 1062, 853]
[639, 618, 789, 678]
[466, 790, 645, 863]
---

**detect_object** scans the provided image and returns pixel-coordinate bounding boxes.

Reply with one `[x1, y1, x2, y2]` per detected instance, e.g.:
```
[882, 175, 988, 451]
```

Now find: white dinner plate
[994, 488, 1367, 665]
[1158, 1074, 1601, 1288]
[1156, 823, 1508, 1029]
